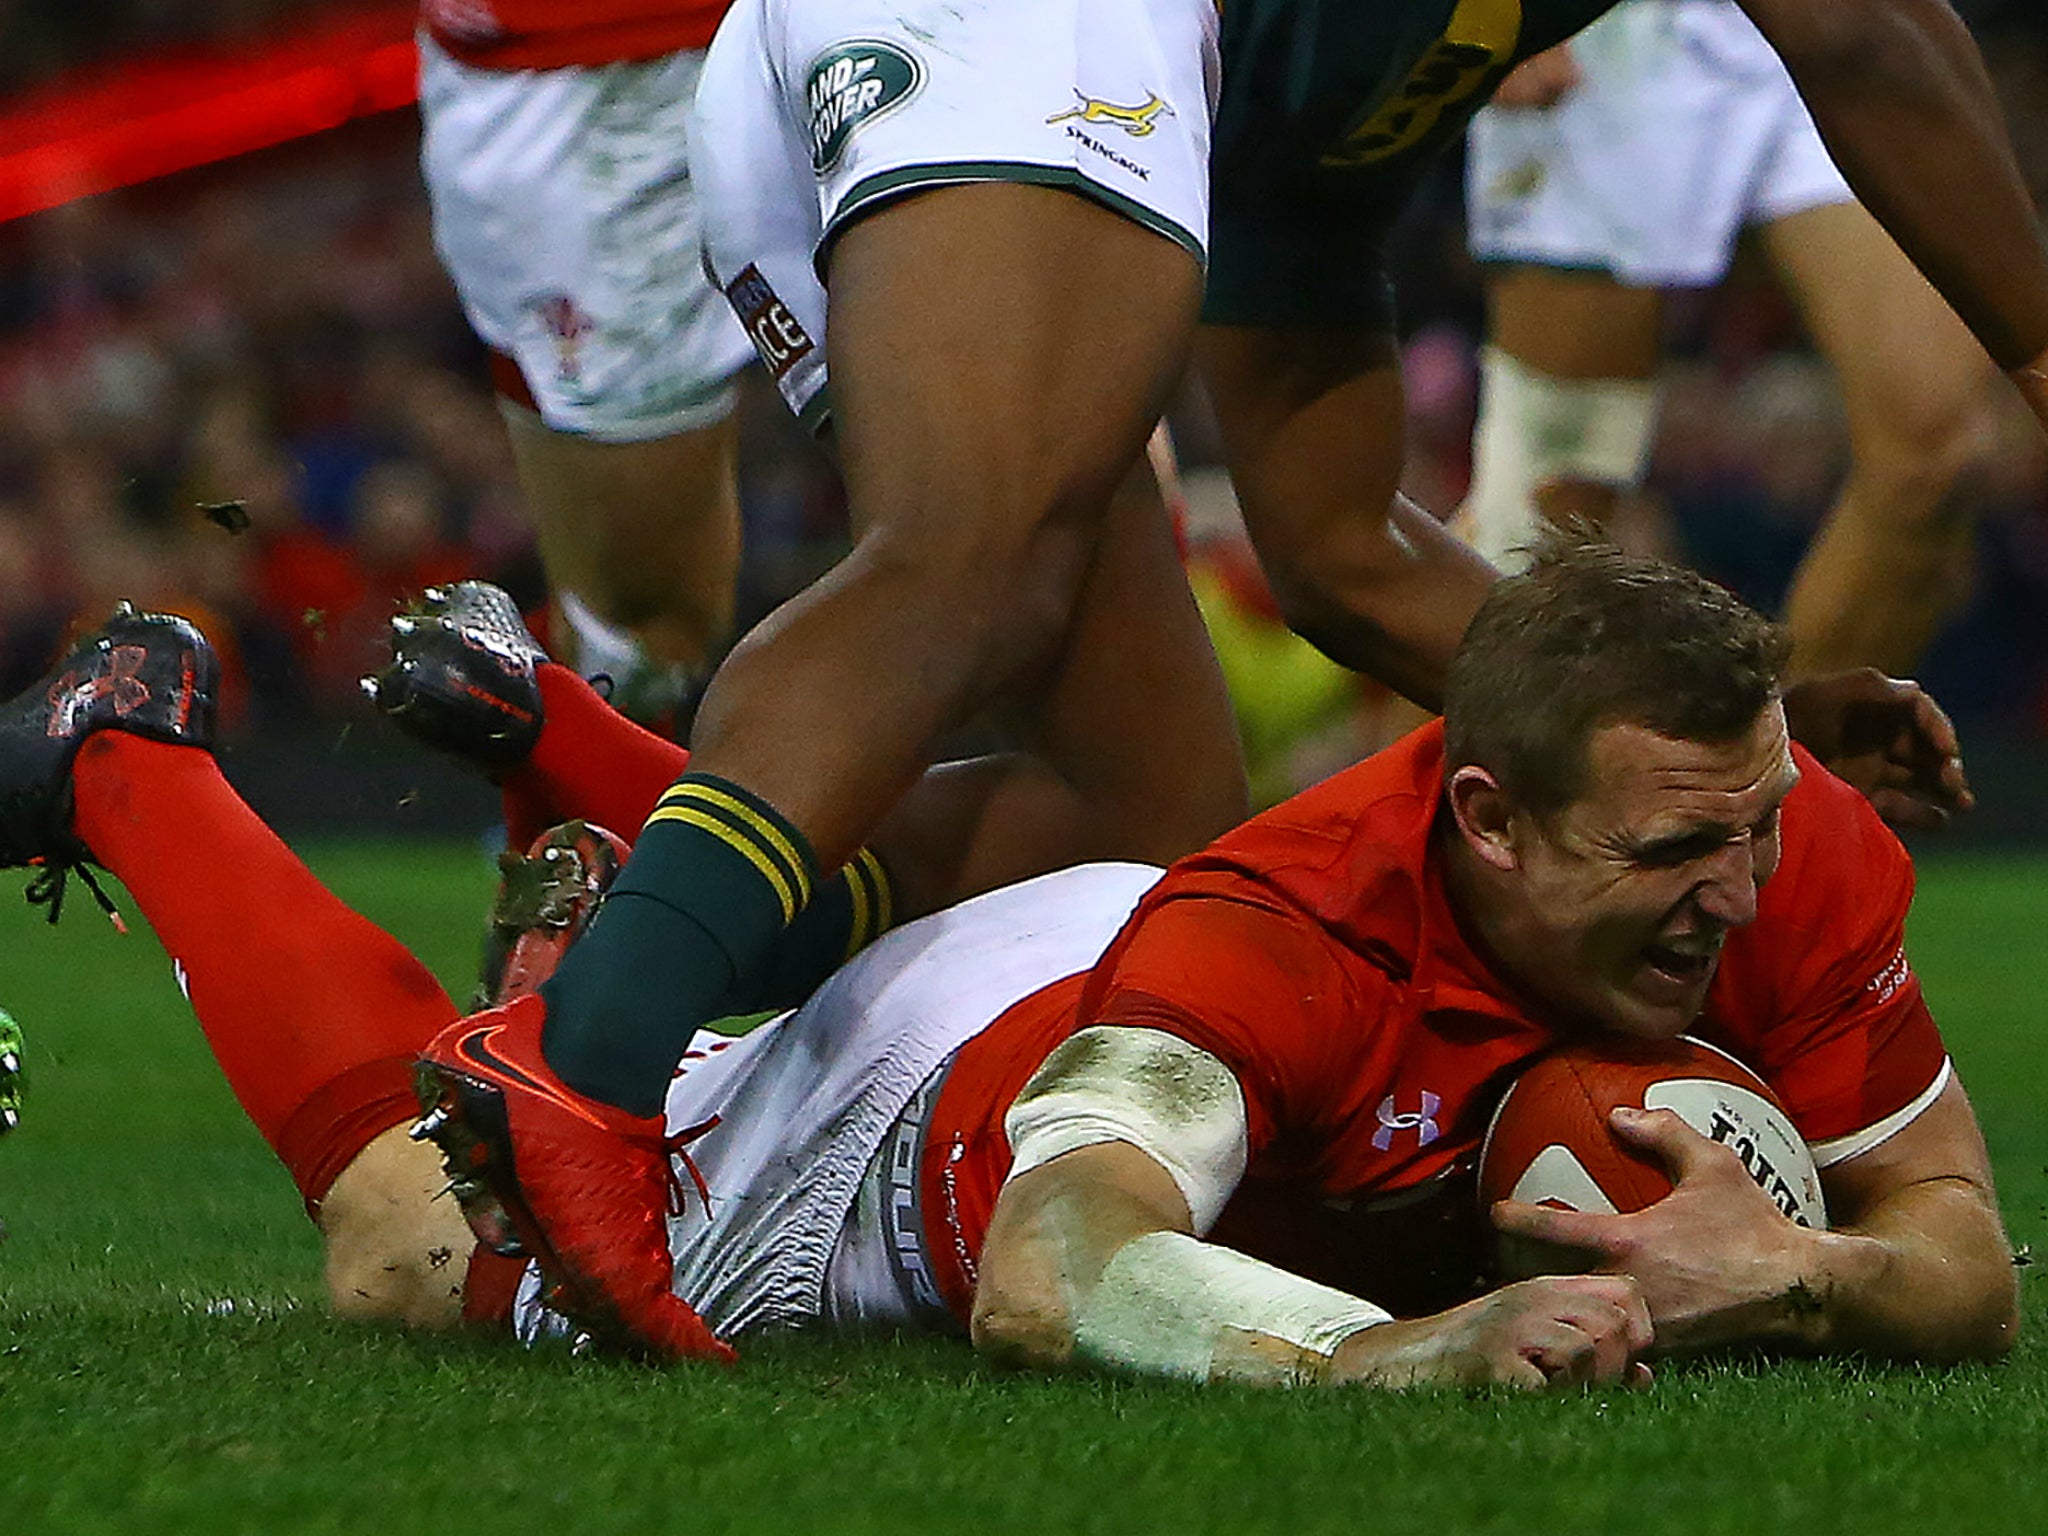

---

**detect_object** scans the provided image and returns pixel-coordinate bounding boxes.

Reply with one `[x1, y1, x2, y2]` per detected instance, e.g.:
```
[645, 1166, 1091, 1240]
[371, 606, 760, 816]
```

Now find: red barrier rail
[0, 5, 420, 224]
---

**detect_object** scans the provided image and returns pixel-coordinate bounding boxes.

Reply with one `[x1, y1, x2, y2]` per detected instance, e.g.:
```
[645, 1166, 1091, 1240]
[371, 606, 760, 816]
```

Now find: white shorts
[512, 861, 1163, 1344]
[418, 35, 756, 442]
[1465, 0, 1852, 288]
[692, 0, 1217, 428]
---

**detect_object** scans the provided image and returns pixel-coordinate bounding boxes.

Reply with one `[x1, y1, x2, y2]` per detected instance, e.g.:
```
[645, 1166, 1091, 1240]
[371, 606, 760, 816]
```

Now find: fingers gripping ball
[1478, 1037, 1826, 1279]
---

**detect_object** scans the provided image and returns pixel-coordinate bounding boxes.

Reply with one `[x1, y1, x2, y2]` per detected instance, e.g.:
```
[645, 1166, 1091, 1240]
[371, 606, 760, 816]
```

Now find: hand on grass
[1331, 1274, 1653, 1390]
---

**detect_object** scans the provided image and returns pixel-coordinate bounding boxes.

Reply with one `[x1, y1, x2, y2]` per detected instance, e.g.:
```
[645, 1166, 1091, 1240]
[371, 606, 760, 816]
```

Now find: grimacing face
[1480, 705, 1799, 1039]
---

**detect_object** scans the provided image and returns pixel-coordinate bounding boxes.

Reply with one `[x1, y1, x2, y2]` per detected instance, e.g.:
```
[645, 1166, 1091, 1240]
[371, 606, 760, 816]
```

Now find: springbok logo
[1046, 90, 1175, 139]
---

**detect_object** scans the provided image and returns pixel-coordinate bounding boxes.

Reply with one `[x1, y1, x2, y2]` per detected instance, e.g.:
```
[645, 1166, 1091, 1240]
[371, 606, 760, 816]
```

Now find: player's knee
[1854, 396, 1999, 519]
[970, 1284, 1073, 1371]
[317, 1126, 473, 1330]
[858, 514, 1096, 678]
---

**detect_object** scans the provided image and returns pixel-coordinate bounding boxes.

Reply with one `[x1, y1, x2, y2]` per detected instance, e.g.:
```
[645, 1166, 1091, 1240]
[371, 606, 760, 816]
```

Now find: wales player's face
[1500, 707, 1799, 1040]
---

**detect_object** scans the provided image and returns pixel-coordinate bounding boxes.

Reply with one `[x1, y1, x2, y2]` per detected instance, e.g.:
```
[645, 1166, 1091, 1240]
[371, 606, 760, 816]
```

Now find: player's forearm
[1742, 0, 2048, 371]
[1198, 325, 1498, 709]
[973, 1147, 1391, 1386]
[1791, 1176, 2019, 1363]
[1259, 496, 1496, 711]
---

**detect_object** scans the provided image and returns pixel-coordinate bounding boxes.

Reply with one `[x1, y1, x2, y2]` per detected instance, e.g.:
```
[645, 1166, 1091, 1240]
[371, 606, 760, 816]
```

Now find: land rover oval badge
[807, 39, 925, 174]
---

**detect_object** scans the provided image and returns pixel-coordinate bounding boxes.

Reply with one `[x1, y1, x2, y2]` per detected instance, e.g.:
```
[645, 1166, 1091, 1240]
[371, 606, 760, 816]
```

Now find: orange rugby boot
[411, 992, 735, 1366]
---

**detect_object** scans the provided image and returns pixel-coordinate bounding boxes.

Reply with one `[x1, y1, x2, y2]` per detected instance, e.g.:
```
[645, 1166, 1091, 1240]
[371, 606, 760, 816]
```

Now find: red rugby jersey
[920, 722, 1943, 1325]
[421, 0, 728, 70]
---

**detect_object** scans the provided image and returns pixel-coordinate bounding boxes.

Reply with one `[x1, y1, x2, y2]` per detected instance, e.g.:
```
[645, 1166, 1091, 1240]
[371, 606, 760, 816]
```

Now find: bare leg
[502, 405, 742, 701]
[688, 184, 1203, 867]
[1762, 201, 1999, 677]
[878, 456, 1249, 916]
[1464, 267, 1666, 546]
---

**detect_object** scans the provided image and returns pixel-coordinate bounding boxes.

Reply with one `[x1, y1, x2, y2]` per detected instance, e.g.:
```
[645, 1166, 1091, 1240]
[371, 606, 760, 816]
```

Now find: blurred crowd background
[2, 1, 2047, 834]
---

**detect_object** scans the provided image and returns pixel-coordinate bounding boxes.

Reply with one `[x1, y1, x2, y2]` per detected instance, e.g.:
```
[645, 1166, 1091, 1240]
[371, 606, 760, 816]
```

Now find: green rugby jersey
[1208, 0, 1618, 326]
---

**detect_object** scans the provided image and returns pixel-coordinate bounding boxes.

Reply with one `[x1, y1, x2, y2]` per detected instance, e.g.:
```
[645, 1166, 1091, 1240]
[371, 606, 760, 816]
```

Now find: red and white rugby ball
[1478, 1036, 1826, 1277]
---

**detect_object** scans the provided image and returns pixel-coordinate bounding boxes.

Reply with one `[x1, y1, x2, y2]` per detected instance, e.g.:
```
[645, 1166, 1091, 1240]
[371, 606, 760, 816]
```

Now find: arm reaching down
[1197, 325, 1500, 709]
[972, 1027, 1653, 1388]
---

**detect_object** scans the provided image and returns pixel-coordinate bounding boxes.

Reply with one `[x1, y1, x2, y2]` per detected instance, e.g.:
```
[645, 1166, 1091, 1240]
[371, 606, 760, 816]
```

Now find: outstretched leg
[1762, 200, 1999, 677]
[0, 611, 475, 1327]
[71, 734, 475, 1324]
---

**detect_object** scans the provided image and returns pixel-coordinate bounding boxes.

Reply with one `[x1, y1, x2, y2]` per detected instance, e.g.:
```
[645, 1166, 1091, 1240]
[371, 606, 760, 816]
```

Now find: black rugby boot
[0, 604, 218, 916]
[362, 582, 547, 776]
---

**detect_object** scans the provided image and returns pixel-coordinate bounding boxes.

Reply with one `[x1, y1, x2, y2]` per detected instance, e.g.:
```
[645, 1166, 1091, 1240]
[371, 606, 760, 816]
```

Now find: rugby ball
[1478, 1036, 1826, 1277]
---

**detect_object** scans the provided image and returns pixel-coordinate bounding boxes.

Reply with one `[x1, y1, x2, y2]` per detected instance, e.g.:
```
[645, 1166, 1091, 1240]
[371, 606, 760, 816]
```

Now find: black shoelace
[24, 858, 126, 931]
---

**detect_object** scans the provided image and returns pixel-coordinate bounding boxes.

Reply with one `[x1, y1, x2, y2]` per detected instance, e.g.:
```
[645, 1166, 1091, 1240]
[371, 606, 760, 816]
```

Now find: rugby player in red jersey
[0, 543, 2011, 1381]
[417, 0, 752, 720]
[397, 0, 2048, 1363]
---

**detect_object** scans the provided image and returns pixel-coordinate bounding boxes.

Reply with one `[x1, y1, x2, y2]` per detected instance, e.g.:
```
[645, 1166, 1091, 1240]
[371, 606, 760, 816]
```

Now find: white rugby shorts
[418, 36, 755, 442]
[1466, 0, 1853, 288]
[511, 861, 1163, 1344]
[691, 0, 1217, 428]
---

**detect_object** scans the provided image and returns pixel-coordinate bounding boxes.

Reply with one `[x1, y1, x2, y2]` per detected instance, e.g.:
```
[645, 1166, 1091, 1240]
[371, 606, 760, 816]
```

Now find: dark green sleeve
[1204, 0, 1620, 329]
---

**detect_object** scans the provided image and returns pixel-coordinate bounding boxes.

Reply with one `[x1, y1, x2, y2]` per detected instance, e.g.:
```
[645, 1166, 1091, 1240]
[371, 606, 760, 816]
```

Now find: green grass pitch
[1, 844, 2044, 1535]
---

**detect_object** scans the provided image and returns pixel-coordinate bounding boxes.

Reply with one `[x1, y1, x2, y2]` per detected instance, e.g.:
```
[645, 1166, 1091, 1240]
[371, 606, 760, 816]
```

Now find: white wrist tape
[1075, 1230, 1393, 1386]
[1004, 1026, 1248, 1233]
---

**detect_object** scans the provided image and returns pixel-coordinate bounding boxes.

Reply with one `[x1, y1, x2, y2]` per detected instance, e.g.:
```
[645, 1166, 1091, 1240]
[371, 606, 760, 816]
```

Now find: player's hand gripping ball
[1478, 1037, 1826, 1279]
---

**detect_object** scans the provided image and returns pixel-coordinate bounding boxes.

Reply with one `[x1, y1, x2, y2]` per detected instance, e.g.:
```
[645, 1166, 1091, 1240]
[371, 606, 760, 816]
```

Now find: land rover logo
[807, 40, 924, 173]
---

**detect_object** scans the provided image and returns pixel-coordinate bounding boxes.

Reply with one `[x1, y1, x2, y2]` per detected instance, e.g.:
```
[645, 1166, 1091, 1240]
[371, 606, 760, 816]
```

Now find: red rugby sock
[498, 663, 691, 849]
[70, 732, 458, 1217]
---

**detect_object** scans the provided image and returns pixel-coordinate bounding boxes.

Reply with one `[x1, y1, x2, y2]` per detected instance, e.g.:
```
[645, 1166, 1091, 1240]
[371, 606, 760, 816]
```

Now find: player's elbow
[970, 1281, 1077, 1372]
[1949, 1265, 2021, 1364]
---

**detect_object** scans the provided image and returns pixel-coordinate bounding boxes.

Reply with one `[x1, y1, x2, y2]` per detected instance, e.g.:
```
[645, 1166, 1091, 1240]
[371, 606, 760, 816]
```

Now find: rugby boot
[0, 1006, 24, 1135]
[423, 820, 636, 1249]
[475, 819, 631, 1011]
[411, 993, 736, 1365]
[362, 582, 546, 775]
[0, 605, 218, 919]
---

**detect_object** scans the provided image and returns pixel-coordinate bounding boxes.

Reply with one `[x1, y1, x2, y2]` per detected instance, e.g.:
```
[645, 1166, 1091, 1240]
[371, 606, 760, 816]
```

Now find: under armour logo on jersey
[1372, 1091, 1442, 1151]
[46, 647, 151, 737]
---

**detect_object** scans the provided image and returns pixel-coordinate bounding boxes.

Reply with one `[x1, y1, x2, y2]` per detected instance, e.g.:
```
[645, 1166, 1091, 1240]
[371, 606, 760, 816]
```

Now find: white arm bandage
[1075, 1230, 1394, 1387]
[1463, 345, 1660, 573]
[1003, 1026, 1249, 1233]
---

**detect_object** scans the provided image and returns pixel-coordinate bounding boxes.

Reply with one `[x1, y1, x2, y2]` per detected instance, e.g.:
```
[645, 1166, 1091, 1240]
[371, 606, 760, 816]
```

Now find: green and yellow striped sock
[539, 772, 819, 1115]
[741, 846, 896, 1013]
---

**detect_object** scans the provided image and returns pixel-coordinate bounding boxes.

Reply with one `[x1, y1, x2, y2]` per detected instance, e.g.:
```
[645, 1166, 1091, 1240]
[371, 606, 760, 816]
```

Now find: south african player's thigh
[693, 0, 1217, 426]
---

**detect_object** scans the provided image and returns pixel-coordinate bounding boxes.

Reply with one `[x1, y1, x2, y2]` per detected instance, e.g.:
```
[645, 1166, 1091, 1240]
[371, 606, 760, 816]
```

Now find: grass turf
[1, 842, 2044, 1535]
